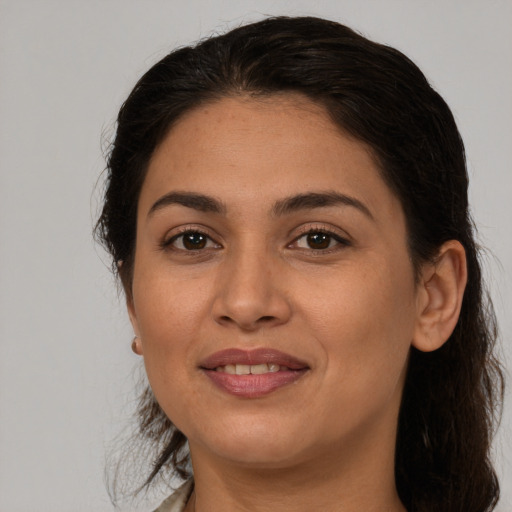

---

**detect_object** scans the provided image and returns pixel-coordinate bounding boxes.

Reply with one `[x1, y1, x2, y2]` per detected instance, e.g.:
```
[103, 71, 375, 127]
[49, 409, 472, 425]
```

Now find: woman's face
[129, 95, 422, 470]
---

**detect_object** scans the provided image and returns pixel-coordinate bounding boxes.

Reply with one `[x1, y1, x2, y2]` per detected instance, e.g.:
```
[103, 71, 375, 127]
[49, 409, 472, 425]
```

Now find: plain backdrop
[0, 1, 511, 511]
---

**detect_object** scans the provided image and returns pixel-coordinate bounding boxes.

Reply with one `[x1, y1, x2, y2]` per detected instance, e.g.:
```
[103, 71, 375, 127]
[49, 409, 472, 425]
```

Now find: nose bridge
[212, 235, 290, 330]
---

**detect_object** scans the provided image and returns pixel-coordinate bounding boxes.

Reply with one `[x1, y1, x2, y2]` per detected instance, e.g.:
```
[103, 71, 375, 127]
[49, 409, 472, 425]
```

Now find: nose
[211, 244, 292, 331]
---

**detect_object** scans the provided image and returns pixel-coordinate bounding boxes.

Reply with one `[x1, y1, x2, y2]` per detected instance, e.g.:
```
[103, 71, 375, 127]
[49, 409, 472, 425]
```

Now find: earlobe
[131, 336, 143, 355]
[127, 297, 143, 356]
[412, 240, 467, 352]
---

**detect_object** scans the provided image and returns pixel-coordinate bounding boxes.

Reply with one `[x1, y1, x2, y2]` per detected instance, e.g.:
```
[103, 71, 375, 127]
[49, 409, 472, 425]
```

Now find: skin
[128, 95, 467, 512]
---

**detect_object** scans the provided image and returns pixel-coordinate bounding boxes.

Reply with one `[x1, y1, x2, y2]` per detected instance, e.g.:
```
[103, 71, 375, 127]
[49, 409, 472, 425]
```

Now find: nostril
[216, 314, 278, 329]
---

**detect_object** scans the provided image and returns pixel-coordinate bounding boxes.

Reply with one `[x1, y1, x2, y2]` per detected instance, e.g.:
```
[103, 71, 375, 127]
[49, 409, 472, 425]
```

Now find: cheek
[133, 277, 212, 431]
[297, 259, 416, 400]
[299, 256, 416, 334]
[132, 272, 212, 376]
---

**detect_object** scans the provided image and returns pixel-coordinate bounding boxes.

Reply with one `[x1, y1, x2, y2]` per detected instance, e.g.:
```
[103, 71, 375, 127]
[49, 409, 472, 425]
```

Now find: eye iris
[307, 232, 330, 249]
[183, 232, 207, 250]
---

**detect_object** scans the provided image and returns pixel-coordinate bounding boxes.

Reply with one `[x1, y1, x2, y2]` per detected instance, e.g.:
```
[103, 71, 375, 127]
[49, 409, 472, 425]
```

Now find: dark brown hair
[96, 16, 504, 511]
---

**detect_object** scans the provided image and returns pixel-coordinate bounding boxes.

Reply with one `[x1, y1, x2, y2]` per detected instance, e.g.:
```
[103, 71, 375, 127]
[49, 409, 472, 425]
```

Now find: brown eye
[291, 229, 350, 252]
[182, 232, 207, 250]
[167, 230, 219, 251]
[306, 232, 331, 249]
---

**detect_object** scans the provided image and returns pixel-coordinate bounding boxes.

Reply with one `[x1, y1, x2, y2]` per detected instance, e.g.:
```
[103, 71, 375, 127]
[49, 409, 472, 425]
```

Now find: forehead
[139, 94, 400, 221]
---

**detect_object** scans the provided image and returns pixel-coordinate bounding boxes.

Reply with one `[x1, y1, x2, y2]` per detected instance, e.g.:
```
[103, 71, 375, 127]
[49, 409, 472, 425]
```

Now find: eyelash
[161, 227, 219, 252]
[161, 225, 351, 254]
[290, 227, 351, 253]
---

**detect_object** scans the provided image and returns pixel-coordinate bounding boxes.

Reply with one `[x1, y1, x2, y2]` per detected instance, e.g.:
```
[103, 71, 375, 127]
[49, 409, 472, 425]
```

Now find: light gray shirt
[153, 480, 194, 512]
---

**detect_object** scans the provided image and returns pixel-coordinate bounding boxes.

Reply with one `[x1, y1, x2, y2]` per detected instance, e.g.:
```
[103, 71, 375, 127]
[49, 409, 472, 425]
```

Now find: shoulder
[153, 480, 194, 512]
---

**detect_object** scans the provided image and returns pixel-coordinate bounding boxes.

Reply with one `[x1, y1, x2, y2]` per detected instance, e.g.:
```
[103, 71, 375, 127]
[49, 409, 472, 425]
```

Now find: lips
[200, 348, 309, 398]
[200, 348, 309, 370]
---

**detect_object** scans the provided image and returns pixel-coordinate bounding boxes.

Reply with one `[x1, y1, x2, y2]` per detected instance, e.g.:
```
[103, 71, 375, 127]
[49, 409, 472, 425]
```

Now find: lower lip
[203, 369, 308, 398]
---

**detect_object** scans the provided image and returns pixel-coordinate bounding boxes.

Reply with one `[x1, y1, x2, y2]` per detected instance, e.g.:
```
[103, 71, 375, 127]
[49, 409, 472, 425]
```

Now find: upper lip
[200, 348, 309, 370]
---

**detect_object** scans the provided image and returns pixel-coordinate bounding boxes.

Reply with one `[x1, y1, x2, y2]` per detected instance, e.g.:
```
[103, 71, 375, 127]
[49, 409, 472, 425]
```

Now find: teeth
[224, 364, 236, 374]
[235, 364, 251, 375]
[251, 364, 269, 375]
[215, 363, 285, 374]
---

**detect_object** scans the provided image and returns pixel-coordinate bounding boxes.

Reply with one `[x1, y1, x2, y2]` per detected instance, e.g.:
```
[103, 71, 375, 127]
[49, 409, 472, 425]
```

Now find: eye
[291, 229, 350, 251]
[165, 230, 220, 251]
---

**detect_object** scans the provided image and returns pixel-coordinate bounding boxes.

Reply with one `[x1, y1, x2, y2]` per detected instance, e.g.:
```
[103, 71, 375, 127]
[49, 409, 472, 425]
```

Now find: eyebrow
[148, 192, 227, 217]
[148, 190, 373, 220]
[272, 191, 374, 220]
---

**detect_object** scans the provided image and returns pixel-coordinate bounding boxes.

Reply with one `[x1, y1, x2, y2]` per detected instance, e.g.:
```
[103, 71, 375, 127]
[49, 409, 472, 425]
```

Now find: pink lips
[200, 348, 309, 398]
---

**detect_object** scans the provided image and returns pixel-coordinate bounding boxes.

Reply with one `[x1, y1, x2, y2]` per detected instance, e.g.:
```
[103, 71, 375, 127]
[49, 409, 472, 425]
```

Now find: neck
[186, 426, 406, 512]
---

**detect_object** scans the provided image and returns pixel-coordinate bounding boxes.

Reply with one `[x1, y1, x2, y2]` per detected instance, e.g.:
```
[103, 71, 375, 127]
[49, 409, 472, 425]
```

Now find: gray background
[0, 1, 510, 511]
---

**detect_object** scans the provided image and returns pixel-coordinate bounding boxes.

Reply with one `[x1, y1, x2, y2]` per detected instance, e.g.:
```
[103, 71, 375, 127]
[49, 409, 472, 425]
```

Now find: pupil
[183, 233, 206, 250]
[307, 232, 330, 249]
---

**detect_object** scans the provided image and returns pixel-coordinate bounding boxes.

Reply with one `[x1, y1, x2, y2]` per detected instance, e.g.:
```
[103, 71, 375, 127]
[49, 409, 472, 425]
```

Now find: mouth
[214, 363, 288, 374]
[200, 348, 310, 398]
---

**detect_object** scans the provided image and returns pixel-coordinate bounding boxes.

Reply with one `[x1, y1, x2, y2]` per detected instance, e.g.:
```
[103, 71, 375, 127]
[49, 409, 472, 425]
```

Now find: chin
[189, 416, 314, 468]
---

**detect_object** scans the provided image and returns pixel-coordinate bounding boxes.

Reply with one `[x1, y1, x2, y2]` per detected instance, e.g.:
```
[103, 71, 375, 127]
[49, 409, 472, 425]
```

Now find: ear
[412, 240, 467, 352]
[118, 260, 143, 355]
[127, 296, 143, 356]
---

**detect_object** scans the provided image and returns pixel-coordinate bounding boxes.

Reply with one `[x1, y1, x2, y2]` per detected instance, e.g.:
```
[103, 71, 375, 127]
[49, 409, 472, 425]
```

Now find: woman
[96, 16, 504, 512]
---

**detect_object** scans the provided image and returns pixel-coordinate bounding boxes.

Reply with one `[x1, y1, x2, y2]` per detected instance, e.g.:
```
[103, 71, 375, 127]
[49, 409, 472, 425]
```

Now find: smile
[200, 348, 309, 398]
[215, 363, 284, 374]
